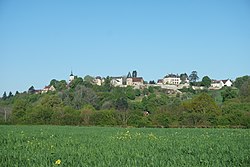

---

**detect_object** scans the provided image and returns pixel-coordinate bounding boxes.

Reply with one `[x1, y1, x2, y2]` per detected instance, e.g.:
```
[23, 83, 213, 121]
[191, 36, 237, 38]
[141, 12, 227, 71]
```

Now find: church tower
[69, 71, 75, 83]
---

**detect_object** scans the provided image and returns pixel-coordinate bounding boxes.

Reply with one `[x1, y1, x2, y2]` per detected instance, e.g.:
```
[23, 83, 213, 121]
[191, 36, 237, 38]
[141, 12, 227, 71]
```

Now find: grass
[0, 125, 249, 166]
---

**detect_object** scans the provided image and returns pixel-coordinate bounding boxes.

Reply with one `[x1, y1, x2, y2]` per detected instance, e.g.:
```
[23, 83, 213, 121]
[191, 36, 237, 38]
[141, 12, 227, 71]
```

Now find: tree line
[0, 75, 250, 128]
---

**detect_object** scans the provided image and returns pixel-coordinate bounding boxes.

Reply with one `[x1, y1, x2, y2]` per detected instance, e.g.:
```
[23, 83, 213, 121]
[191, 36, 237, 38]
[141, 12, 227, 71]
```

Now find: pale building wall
[69, 75, 75, 83]
[163, 77, 181, 85]
[224, 80, 232, 87]
[95, 79, 102, 86]
[111, 78, 123, 87]
[211, 82, 223, 88]
[132, 81, 143, 86]
[126, 78, 133, 86]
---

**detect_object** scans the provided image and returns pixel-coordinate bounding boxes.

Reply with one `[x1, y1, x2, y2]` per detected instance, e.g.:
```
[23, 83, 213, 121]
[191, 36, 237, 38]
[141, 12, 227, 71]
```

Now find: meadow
[0, 126, 249, 167]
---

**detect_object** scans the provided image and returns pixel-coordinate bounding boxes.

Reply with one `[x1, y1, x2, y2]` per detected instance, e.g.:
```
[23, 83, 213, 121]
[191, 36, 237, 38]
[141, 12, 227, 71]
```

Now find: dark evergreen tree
[189, 71, 199, 83]
[2, 91, 7, 100]
[132, 70, 137, 78]
[8, 92, 13, 98]
[149, 80, 156, 84]
[127, 72, 132, 78]
[28, 86, 36, 94]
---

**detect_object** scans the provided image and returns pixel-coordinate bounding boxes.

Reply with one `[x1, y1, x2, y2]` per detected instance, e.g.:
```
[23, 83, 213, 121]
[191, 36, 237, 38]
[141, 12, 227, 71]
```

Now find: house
[210, 79, 232, 89]
[125, 71, 144, 86]
[132, 77, 144, 86]
[126, 77, 144, 86]
[163, 74, 181, 85]
[41, 85, 56, 94]
[211, 80, 224, 89]
[110, 77, 124, 87]
[34, 90, 42, 94]
[93, 76, 104, 86]
[222, 79, 233, 87]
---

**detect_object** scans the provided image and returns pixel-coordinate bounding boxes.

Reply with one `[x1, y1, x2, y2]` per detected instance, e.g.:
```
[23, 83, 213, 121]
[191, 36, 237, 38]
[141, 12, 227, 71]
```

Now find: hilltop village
[33, 70, 233, 95]
[0, 70, 249, 128]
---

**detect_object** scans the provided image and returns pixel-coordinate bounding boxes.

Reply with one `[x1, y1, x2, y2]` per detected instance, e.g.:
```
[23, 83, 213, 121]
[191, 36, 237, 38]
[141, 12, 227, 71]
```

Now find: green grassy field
[0, 126, 249, 167]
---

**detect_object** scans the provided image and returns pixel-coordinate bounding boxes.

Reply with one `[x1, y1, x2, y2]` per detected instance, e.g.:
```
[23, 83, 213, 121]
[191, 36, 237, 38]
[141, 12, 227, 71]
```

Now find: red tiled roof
[132, 77, 143, 82]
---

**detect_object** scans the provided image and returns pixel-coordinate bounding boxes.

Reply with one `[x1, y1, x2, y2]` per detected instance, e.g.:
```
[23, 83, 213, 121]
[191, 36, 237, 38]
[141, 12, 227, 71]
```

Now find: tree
[115, 97, 129, 125]
[221, 87, 238, 102]
[135, 89, 141, 96]
[59, 106, 80, 125]
[57, 80, 67, 91]
[180, 73, 188, 83]
[50, 79, 67, 91]
[182, 93, 220, 126]
[12, 99, 31, 123]
[80, 105, 95, 125]
[84, 75, 94, 83]
[143, 88, 149, 96]
[127, 72, 132, 78]
[49, 79, 58, 87]
[28, 86, 35, 94]
[102, 76, 112, 92]
[149, 80, 156, 84]
[40, 95, 63, 109]
[70, 77, 84, 89]
[132, 70, 137, 78]
[72, 85, 98, 109]
[148, 86, 154, 93]
[115, 97, 128, 111]
[185, 93, 219, 114]
[125, 87, 136, 100]
[30, 105, 53, 124]
[141, 93, 159, 114]
[152, 112, 169, 128]
[15, 91, 20, 96]
[8, 92, 13, 98]
[201, 76, 212, 87]
[239, 79, 250, 102]
[189, 71, 199, 83]
[2, 92, 7, 100]
[90, 110, 117, 126]
[234, 76, 250, 89]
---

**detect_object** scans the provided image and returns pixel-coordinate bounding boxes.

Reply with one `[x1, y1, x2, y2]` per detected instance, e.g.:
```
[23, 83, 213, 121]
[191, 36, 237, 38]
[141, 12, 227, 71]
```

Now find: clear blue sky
[1, 0, 249, 95]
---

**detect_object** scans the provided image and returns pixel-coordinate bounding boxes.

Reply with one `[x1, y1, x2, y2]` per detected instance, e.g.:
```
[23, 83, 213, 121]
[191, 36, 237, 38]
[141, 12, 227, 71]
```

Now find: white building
[163, 74, 181, 85]
[210, 79, 233, 89]
[222, 79, 233, 87]
[211, 80, 224, 89]
[93, 76, 104, 86]
[69, 71, 75, 83]
[126, 77, 144, 86]
[110, 77, 123, 87]
[41, 85, 56, 94]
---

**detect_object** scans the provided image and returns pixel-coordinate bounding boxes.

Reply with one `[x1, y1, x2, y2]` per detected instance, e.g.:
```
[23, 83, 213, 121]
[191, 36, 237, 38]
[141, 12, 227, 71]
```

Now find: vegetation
[0, 75, 250, 128]
[201, 76, 212, 87]
[0, 125, 249, 166]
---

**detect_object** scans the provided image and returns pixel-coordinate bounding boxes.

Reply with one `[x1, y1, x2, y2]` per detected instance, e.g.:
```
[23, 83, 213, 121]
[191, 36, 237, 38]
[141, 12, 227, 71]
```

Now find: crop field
[0, 126, 249, 167]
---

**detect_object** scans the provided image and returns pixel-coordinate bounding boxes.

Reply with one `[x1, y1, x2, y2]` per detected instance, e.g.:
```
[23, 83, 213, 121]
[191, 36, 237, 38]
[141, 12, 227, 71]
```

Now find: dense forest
[0, 75, 250, 128]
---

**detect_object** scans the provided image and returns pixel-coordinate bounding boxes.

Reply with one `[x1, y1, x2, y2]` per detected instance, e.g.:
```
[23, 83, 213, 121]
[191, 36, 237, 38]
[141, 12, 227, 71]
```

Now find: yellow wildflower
[55, 159, 61, 165]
